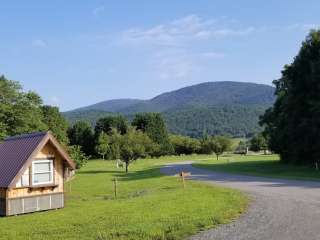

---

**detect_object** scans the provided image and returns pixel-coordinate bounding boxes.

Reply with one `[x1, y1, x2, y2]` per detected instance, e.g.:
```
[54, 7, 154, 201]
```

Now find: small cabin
[0, 131, 75, 216]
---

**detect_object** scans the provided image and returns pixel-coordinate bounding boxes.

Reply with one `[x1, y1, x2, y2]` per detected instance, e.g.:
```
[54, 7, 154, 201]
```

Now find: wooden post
[113, 178, 117, 199]
[69, 180, 72, 193]
[181, 172, 186, 189]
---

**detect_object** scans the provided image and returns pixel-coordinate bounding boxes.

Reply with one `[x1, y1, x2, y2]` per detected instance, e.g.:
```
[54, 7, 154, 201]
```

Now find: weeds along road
[161, 161, 320, 240]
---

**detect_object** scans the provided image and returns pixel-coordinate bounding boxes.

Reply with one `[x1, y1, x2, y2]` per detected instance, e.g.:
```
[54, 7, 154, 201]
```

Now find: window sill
[29, 184, 58, 189]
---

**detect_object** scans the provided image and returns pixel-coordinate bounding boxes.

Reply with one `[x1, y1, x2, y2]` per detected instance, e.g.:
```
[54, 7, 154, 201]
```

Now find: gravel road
[160, 161, 320, 240]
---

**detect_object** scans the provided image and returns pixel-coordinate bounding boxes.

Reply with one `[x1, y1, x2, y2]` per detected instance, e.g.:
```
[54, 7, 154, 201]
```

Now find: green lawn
[0, 156, 247, 240]
[194, 154, 320, 181]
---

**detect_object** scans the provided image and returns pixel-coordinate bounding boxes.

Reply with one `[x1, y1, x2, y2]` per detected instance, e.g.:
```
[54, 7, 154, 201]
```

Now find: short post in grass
[179, 171, 191, 189]
[69, 180, 72, 193]
[113, 177, 118, 199]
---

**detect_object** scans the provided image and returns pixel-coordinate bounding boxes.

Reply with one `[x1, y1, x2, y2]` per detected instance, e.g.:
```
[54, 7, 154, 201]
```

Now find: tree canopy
[261, 30, 320, 165]
[0, 75, 68, 142]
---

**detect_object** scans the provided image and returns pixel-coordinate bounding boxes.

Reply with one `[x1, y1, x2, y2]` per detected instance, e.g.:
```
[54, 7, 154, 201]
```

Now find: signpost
[113, 178, 118, 199]
[177, 171, 191, 189]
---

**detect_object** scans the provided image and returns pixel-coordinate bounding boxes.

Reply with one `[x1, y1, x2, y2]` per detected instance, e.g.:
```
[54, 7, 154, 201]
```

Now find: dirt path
[160, 161, 320, 240]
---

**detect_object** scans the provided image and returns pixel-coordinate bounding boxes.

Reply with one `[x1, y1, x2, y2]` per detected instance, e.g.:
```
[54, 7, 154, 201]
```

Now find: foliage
[260, 30, 320, 165]
[95, 115, 128, 136]
[67, 121, 95, 156]
[41, 105, 69, 144]
[95, 132, 110, 160]
[235, 141, 249, 154]
[68, 145, 88, 169]
[249, 133, 268, 152]
[0, 76, 69, 143]
[119, 128, 153, 172]
[202, 136, 232, 160]
[107, 128, 122, 160]
[0, 76, 48, 139]
[132, 112, 172, 155]
[170, 134, 201, 155]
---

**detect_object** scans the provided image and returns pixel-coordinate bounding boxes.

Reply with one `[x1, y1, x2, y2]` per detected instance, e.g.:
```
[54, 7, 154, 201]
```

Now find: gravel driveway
[160, 161, 320, 240]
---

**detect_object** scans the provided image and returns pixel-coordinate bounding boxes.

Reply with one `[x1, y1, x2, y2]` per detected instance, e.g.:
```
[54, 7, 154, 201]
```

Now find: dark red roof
[0, 132, 53, 188]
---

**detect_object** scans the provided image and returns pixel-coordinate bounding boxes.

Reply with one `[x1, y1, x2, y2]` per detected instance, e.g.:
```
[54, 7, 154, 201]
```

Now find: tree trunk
[125, 162, 129, 173]
[216, 154, 219, 161]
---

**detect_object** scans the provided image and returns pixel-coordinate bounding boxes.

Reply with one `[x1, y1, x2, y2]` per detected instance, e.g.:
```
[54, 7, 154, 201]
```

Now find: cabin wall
[4, 142, 66, 216]
[7, 142, 64, 199]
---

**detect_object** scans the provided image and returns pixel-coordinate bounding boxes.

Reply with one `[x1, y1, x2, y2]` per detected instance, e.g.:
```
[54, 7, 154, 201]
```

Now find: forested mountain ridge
[67, 81, 274, 113]
[64, 81, 275, 138]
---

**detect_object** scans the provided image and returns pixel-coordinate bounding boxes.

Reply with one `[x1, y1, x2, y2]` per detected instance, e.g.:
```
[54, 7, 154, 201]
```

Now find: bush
[68, 145, 89, 169]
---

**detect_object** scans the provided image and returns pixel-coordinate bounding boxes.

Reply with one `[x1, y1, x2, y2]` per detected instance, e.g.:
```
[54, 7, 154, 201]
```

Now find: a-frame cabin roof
[0, 131, 75, 188]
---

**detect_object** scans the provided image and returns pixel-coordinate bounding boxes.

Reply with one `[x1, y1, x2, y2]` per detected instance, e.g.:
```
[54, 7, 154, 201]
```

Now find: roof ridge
[4, 131, 48, 141]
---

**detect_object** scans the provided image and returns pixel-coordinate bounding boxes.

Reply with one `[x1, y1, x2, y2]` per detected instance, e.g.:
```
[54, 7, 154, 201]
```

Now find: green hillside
[64, 81, 275, 137]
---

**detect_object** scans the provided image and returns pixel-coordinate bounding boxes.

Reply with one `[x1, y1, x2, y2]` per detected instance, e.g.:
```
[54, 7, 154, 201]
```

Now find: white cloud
[92, 6, 105, 16]
[286, 23, 320, 31]
[32, 39, 47, 48]
[120, 15, 255, 46]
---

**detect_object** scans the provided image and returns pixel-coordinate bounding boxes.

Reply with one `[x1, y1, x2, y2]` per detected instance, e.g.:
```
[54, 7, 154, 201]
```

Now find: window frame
[31, 159, 54, 186]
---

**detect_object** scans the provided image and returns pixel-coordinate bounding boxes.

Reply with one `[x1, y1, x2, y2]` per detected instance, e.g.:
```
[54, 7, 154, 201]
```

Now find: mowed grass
[194, 154, 320, 181]
[0, 156, 247, 240]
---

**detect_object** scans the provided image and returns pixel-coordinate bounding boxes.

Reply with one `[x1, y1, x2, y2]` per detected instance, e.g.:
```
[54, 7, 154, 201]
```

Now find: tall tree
[250, 133, 268, 153]
[132, 113, 172, 154]
[119, 128, 151, 173]
[170, 134, 201, 155]
[68, 121, 94, 156]
[261, 30, 320, 165]
[204, 136, 232, 160]
[95, 131, 110, 160]
[0, 76, 47, 139]
[95, 115, 128, 136]
[42, 105, 69, 144]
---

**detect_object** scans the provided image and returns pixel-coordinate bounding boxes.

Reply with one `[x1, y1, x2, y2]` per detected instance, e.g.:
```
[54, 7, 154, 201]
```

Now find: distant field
[0, 156, 247, 240]
[194, 154, 320, 181]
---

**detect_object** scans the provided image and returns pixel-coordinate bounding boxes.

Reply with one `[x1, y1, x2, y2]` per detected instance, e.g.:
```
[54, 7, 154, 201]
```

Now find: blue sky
[1, 1, 319, 111]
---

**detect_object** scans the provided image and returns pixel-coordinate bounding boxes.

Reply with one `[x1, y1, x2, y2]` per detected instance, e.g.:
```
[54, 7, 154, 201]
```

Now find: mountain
[64, 81, 275, 137]
[72, 99, 145, 113]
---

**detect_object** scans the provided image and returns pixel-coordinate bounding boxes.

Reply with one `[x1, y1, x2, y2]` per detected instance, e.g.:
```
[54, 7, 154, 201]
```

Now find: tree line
[0, 75, 269, 172]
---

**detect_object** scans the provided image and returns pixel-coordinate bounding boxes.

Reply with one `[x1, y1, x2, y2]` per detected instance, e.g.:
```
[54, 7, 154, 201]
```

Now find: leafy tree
[205, 136, 232, 160]
[0, 76, 47, 139]
[42, 105, 69, 144]
[170, 134, 201, 155]
[235, 141, 249, 155]
[95, 115, 128, 136]
[68, 145, 89, 169]
[68, 121, 95, 156]
[95, 132, 110, 160]
[107, 128, 122, 160]
[119, 128, 151, 173]
[260, 30, 320, 164]
[250, 133, 268, 153]
[132, 112, 172, 155]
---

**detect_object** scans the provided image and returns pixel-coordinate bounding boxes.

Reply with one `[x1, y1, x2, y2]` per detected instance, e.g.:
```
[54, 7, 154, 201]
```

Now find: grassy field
[0, 155, 247, 240]
[194, 154, 320, 181]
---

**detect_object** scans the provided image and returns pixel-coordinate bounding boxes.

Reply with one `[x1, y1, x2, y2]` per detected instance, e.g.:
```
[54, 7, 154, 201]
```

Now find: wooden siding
[0, 188, 6, 198]
[8, 142, 64, 199]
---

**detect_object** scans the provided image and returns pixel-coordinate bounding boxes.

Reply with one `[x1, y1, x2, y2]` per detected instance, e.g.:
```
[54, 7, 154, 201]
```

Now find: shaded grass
[0, 156, 247, 240]
[194, 154, 320, 181]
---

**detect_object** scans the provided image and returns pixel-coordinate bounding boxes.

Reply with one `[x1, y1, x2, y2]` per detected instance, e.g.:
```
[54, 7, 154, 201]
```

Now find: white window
[32, 160, 54, 185]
